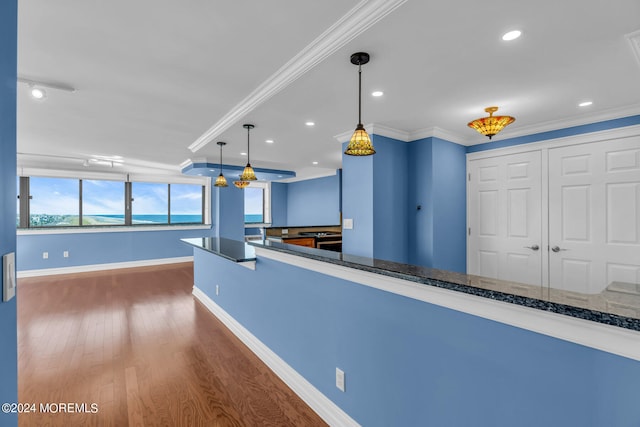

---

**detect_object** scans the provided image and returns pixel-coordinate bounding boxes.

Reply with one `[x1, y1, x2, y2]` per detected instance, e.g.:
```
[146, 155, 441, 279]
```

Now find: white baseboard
[17, 256, 193, 278]
[192, 286, 360, 427]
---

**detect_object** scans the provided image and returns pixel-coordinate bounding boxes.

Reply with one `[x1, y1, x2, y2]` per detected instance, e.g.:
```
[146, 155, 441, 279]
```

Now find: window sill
[17, 224, 212, 235]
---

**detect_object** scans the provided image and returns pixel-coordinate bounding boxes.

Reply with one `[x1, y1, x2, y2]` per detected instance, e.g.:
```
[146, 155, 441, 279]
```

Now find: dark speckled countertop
[250, 239, 640, 331]
[182, 237, 256, 262]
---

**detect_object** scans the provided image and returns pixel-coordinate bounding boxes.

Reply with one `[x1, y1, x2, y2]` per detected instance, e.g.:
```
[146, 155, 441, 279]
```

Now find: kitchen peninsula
[184, 235, 640, 426]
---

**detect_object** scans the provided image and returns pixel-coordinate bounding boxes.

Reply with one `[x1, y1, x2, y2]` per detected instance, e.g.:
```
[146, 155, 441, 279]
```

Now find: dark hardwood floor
[17, 263, 327, 427]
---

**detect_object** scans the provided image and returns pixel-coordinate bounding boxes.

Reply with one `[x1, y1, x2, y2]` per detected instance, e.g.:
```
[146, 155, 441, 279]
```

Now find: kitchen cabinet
[282, 237, 316, 248]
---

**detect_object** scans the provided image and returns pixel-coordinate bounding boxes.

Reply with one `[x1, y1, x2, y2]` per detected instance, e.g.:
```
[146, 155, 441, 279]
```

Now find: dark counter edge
[249, 240, 640, 332]
[182, 237, 256, 263]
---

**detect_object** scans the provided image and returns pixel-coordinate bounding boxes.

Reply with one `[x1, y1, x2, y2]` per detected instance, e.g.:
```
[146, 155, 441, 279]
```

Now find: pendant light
[240, 124, 257, 181]
[467, 106, 515, 140]
[214, 141, 228, 187]
[344, 52, 375, 156]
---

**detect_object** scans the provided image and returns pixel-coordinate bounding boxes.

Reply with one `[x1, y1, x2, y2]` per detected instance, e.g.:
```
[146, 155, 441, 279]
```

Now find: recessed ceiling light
[578, 101, 593, 107]
[240, 152, 247, 156]
[372, 91, 384, 97]
[502, 30, 522, 41]
[305, 121, 315, 126]
[312, 161, 318, 165]
[30, 87, 46, 99]
[265, 139, 274, 144]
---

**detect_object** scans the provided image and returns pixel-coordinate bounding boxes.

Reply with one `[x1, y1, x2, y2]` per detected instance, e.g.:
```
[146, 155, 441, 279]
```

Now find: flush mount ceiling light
[239, 124, 257, 181]
[233, 180, 250, 189]
[214, 141, 228, 187]
[345, 52, 375, 156]
[467, 106, 515, 140]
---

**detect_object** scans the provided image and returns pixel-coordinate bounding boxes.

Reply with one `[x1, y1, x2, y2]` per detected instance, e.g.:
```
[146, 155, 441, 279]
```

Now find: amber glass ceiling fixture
[233, 180, 250, 189]
[344, 52, 375, 156]
[467, 106, 515, 140]
[214, 141, 228, 187]
[239, 124, 257, 181]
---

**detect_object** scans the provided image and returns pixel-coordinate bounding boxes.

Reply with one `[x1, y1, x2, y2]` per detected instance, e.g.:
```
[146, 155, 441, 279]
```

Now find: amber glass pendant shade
[233, 180, 249, 189]
[240, 163, 257, 181]
[344, 52, 375, 156]
[344, 124, 376, 155]
[214, 173, 228, 187]
[467, 106, 515, 140]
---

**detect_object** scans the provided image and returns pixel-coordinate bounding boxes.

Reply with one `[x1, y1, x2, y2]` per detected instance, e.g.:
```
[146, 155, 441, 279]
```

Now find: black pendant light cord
[358, 62, 362, 125]
[219, 144, 223, 171]
[246, 126, 251, 164]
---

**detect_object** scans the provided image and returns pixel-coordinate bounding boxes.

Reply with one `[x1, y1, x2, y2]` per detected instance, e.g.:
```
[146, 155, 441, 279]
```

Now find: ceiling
[17, 0, 640, 181]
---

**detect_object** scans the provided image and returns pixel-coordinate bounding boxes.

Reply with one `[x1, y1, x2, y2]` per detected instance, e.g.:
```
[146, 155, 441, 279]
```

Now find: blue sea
[96, 214, 203, 224]
[244, 214, 264, 223]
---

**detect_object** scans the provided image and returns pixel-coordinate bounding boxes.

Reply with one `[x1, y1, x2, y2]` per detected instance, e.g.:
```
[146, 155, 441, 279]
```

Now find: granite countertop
[249, 239, 640, 331]
[182, 237, 256, 262]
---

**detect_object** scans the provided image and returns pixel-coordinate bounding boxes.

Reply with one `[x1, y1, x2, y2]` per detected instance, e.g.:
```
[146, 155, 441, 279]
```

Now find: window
[132, 182, 168, 224]
[29, 177, 80, 227]
[82, 180, 125, 225]
[17, 175, 206, 228]
[244, 187, 263, 224]
[244, 182, 271, 225]
[170, 183, 204, 224]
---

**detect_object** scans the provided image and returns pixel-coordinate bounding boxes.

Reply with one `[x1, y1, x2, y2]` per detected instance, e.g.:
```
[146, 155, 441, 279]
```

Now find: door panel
[468, 151, 542, 286]
[549, 136, 640, 294]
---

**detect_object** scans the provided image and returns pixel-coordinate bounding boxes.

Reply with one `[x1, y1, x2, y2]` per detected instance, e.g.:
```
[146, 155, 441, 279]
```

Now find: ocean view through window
[17, 176, 205, 227]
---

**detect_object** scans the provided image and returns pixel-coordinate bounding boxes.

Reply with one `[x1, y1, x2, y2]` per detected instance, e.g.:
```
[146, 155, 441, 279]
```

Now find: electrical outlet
[42, 252, 48, 259]
[343, 219, 353, 230]
[63, 251, 69, 258]
[216, 285, 219, 296]
[336, 367, 345, 392]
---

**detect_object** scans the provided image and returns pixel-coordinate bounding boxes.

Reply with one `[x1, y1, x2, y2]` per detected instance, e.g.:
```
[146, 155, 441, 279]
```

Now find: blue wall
[0, 1, 18, 424]
[342, 134, 466, 270]
[408, 137, 433, 267]
[214, 184, 244, 241]
[16, 227, 212, 271]
[431, 138, 467, 272]
[195, 249, 640, 427]
[286, 174, 341, 226]
[371, 135, 409, 263]
[341, 144, 374, 258]
[270, 182, 288, 226]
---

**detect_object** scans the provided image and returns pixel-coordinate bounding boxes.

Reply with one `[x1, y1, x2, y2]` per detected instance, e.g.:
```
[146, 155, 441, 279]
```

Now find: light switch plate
[343, 218, 353, 230]
[3, 252, 16, 302]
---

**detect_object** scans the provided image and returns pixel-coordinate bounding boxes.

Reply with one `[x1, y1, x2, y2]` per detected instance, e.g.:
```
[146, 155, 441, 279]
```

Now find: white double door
[468, 135, 640, 293]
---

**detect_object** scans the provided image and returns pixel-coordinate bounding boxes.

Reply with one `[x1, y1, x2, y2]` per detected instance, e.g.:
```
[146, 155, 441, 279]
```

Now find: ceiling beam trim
[188, 0, 409, 153]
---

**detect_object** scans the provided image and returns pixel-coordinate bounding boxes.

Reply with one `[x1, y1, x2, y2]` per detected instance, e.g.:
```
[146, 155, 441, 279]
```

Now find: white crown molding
[333, 123, 409, 143]
[192, 287, 361, 427]
[626, 29, 640, 68]
[277, 167, 337, 183]
[409, 126, 467, 144]
[188, 0, 409, 153]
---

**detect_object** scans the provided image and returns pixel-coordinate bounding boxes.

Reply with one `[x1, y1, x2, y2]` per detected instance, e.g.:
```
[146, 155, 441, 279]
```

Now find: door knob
[524, 245, 539, 251]
[551, 246, 568, 252]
